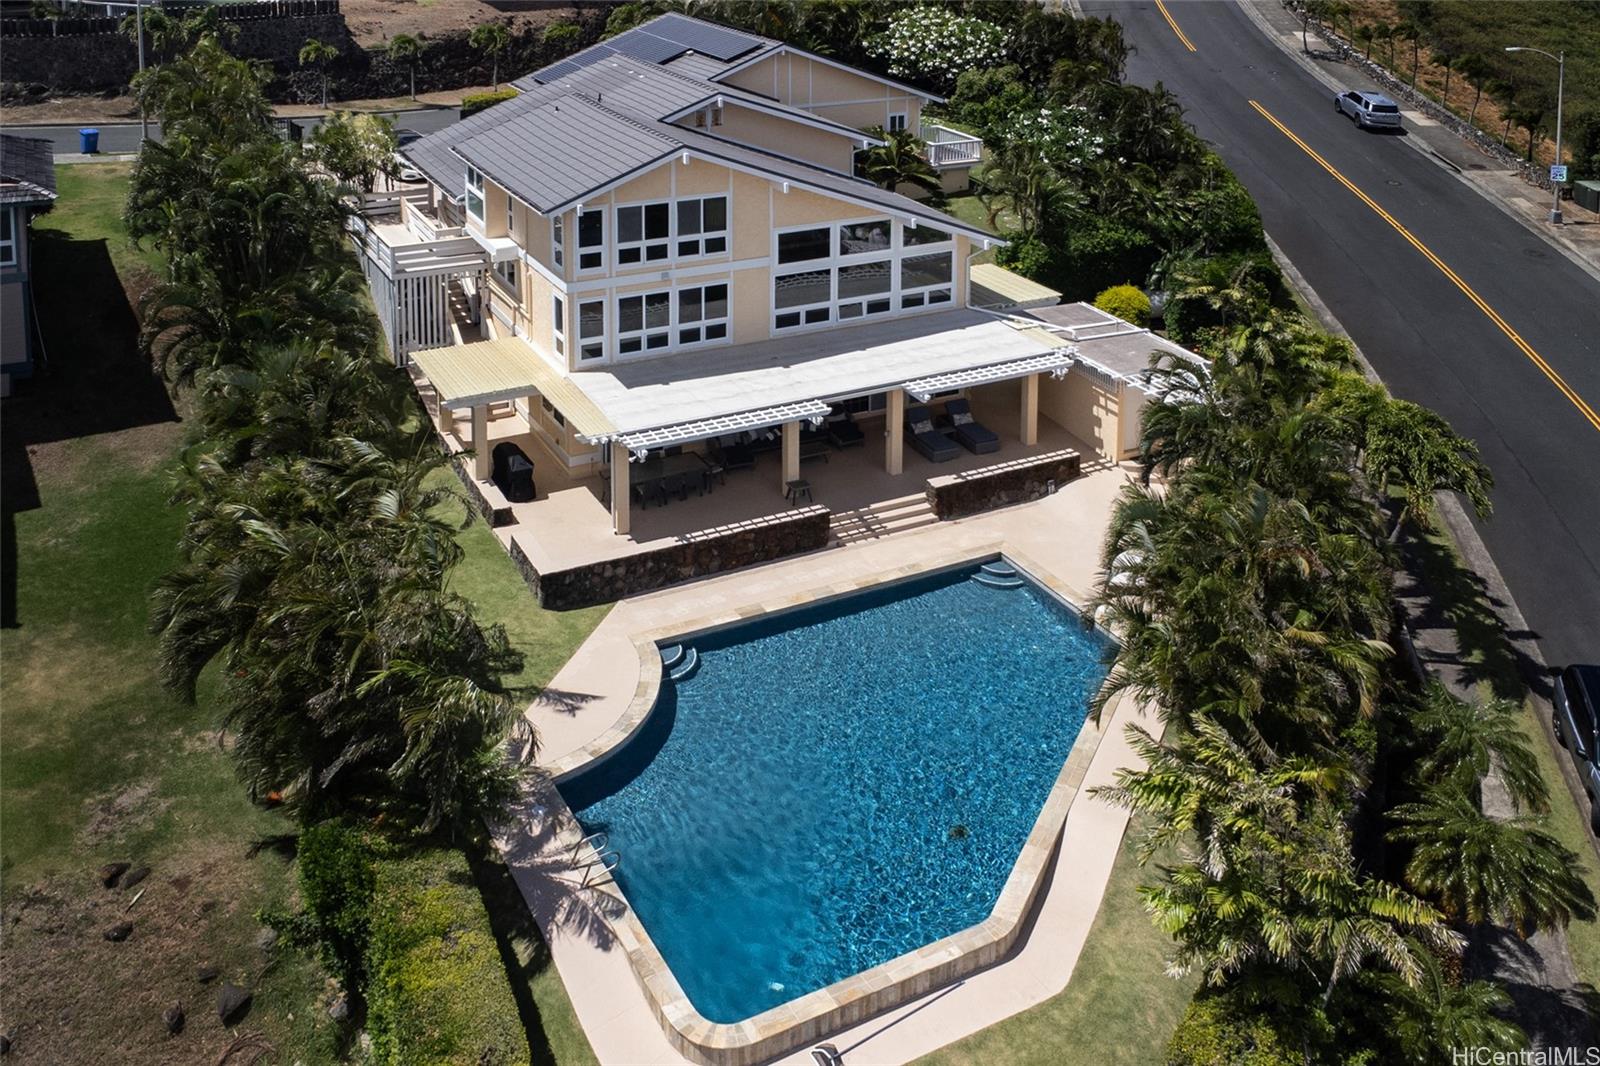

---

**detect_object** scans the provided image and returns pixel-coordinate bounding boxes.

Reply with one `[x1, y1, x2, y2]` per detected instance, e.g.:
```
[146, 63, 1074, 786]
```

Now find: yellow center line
[1155, 0, 1198, 53]
[1248, 99, 1600, 434]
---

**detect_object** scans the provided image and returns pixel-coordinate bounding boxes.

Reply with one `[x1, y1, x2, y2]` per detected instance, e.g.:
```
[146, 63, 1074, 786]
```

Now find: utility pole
[136, 0, 148, 144]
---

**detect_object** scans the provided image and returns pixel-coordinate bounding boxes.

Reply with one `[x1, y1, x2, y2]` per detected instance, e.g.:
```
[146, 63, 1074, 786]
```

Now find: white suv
[1335, 90, 1403, 130]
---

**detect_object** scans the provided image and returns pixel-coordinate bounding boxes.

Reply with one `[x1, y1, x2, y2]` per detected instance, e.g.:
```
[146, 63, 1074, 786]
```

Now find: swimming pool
[560, 558, 1113, 1027]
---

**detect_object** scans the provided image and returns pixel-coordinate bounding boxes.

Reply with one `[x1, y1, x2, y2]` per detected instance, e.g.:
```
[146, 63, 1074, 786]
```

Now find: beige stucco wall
[725, 52, 926, 132]
[1040, 370, 1120, 461]
[698, 104, 859, 173]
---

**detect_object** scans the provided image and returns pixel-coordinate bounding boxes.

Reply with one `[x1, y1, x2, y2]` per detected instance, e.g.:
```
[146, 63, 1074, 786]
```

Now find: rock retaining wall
[509, 507, 832, 610]
[925, 450, 1082, 520]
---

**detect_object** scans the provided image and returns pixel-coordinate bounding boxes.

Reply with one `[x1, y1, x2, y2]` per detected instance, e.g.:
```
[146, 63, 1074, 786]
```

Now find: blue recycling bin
[78, 128, 99, 154]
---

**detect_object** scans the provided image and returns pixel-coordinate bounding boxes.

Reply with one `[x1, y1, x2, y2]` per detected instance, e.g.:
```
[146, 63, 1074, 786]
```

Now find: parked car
[1552, 663, 1600, 834]
[1334, 90, 1403, 130]
[394, 128, 423, 183]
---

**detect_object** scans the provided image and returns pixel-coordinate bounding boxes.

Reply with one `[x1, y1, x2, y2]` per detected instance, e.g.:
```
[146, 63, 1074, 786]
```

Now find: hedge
[367, 848, 528, 1066]
[1093, 284, 1151, 327]
[462, 89, 519, 117]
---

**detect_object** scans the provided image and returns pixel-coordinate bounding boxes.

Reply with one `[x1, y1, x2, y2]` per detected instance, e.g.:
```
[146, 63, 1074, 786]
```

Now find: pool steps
[973, 560, 1024, 589]
[667, 646, 701, 681]
[660, 644, 685, 670]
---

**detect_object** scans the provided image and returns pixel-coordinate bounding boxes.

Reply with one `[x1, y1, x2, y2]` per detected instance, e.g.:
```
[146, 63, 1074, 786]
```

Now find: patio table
[632, 453, 712, 506]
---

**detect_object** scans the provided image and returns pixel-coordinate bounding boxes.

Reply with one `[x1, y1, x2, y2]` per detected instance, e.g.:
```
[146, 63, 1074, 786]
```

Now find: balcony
[920, 122, 983, 169]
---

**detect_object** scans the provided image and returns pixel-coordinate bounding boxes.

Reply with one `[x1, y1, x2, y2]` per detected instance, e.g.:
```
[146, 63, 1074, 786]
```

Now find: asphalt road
[20, 105, 460, 155]
[1082, 0, 1600, 675]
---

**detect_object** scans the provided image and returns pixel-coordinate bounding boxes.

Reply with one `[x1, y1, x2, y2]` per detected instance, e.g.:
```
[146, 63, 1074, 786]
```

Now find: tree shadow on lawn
[0, 227, 177, 629]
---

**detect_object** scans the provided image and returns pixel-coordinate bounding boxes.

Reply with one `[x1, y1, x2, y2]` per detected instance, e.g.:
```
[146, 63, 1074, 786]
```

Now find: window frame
[552, 214, 564, 269]
[615, 288, 674, 356]
[614, 200, 672, 266]
[576, 207, 606, 273]
[772, 215, 929, 333]
[675, 194, 729, 259]
[552, 294, 566, 358]
[577, 298, 606, 361]
[465, 166, 485, 223]
[611, 280, 733, 360]
[491, 256, 519, 298]
[0, 207, 15, 268]
[887, 110, 908, 133]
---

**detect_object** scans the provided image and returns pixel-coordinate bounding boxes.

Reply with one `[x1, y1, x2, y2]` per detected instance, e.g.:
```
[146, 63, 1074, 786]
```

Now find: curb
[1233, 0, 1600, 285]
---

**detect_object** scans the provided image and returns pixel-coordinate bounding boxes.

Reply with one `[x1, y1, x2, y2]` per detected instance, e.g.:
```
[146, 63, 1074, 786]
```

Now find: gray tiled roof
[521, 12, 774, 86]
[0, 135, 57, 204]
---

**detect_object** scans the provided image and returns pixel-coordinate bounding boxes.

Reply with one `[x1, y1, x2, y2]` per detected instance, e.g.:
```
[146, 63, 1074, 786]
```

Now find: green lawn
[1, 162, 603, 1064]
[916, 815, 1193, 1066]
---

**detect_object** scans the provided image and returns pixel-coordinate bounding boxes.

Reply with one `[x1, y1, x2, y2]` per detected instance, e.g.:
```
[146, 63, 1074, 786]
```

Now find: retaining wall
[925, 450, 1082, 520]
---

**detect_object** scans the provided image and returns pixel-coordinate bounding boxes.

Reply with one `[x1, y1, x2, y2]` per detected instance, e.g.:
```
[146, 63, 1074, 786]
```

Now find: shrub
[461, 89, 518, 117]
[865, 7, 1009, 94]
[297, 821, 377, 991]
[1052, 216, 1159, 301]
[367, 849, 526, 1066]
[1166, 989, 1307, 1066]
[542, 20, 581, 45]
[1094, 283, 1151, 327]
[995, 233, 1053, 281]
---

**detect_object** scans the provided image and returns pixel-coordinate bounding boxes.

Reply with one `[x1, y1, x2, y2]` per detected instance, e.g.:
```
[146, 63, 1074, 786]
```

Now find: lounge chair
[826, 411, 866, 449]
[942, 398, 1001, 455]
[905, 405, 960, 462]
[711, 434, 756, 471]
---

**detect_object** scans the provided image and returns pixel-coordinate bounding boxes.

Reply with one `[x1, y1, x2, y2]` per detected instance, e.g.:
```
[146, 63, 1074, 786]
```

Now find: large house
[356, 14, 1183, 594]
[1, 134, 58, 396]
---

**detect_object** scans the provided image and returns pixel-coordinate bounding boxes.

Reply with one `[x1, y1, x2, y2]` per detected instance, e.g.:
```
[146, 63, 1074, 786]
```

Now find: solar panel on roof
[611, 30, 690, 65]
[649, 12, 765, 60]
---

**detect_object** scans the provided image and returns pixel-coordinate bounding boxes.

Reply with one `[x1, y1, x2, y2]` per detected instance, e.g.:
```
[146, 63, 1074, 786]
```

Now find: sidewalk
[1238, 0, 1600, 280]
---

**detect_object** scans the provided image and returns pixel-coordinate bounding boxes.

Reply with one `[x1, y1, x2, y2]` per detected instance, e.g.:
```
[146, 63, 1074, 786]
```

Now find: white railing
[920, 122, 983, 168]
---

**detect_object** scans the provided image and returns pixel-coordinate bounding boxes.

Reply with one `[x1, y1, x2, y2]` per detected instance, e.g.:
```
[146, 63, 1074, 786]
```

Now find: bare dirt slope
[340, 0, 582, 48]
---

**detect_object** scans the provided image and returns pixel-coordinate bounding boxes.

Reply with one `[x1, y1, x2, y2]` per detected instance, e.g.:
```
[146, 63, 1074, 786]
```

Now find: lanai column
[471, 404, 490, 480]
[886, 389, 905, 476]
[781, 421, 800, 490]
[1020, 373, 1040, 446]
[610, 441, 631, 536]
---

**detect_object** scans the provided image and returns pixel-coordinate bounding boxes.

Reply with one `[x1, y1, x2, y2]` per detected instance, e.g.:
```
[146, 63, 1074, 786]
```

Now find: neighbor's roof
[969, 263, 1061, 312]
[0, 135, 57, 205]
[411, 55, 994, 242]
[566, 308, 1069, 436]
[1024, 303, 1208, 385]
[522, 12, 940, 102]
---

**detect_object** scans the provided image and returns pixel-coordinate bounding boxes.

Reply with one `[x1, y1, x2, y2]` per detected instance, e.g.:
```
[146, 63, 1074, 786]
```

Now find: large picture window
[465, 167, 485, 222]
[617, 290, 672, 354]
[677, 283, 728, 345]
[771, 219, 955, 332]
[777, 227, 830, 265]
[616, 201, 670, 265]
[577, 208, 605, 271]
[676, 195, 727, 257]
[899, 251, 953, 309]
[578, 299, 605, 360]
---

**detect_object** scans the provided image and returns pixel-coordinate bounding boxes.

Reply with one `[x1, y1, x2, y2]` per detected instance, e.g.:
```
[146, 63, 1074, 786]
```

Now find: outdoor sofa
[905, 405, 961, 462]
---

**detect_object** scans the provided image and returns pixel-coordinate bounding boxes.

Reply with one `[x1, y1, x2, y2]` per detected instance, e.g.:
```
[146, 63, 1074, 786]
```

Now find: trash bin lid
[79, 128, 99, 134]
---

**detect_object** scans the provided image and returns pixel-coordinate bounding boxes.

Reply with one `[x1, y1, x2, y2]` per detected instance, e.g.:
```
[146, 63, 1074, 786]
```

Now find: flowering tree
[995, 105, 1106, 172]
[866, 8, 1007, 94]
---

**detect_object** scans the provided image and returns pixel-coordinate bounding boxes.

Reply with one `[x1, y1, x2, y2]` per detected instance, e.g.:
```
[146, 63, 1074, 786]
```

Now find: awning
[473, 233, 521, 264]
[586, 399, 833, 455]
[969, 263, 1062, 312]
[409, 337, 615, 440]
[900, 349, 1075, 402]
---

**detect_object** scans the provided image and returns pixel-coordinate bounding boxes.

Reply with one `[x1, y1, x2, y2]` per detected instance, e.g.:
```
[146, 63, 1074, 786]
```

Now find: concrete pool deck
[494, 460, 1158, 1064]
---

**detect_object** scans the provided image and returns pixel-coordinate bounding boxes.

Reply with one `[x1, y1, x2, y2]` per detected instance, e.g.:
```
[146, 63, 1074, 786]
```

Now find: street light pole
[1505, 45, 1565, 225]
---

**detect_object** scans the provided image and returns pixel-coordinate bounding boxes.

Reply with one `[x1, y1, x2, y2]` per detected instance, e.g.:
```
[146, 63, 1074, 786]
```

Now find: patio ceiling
[409, 337, 616, 439]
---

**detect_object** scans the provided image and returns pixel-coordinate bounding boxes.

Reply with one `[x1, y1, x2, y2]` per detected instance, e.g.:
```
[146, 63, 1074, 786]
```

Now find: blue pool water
[560, 561, 1113, 1024]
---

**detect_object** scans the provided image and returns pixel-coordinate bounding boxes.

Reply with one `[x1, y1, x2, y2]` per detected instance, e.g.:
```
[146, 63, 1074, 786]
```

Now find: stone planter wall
[510, 506, 832, 610]
[925, 449, 1081, 520]
[451, 454, 514, 528]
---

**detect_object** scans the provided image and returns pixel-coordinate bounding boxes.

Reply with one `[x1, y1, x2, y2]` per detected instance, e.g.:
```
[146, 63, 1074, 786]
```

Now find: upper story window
[677, 283, 728, 345]
[903, 222, 951, 247]
[676, 196, 727, 257]
[887, 111, 908, 133]
[552, 294, 566, 357]
[0, 208, 15, 267]
[617, 290, 672, 354]
[777, 227, 831, 265]
[899, 252, 953, 309]
[839, 219, 891, 257]
[552, 215, 564, 269]
[615, 282, 731, 357]
[465, 167, 485, 223]
[616, 201, 670, 265]
[506, 195, 516, 236]
[577, 208, 605, 271]
[578, 298, 606, 360]
[492, 258, 518, 298]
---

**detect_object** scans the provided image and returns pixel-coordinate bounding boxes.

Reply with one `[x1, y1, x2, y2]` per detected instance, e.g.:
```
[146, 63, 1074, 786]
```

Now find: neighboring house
[351, 13, 1186, 558]
[0, 134, 57, 395]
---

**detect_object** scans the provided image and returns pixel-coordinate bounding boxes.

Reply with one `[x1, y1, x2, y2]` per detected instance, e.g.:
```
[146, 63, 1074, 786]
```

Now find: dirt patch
[79, 781, 171, 846]
[0, 846, 310, 1064]
[339, 0, 581, 48]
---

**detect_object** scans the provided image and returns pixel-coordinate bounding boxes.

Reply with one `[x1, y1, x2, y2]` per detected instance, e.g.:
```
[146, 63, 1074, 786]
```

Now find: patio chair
[905, 405, 960, 462]
[826, 410, 866, 449]
[941, 398, 1001, 455]
[710, 435, 756, 471]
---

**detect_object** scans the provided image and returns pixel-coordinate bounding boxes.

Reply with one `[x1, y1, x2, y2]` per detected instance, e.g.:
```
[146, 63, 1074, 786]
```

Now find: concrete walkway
[495, 461, 1158, 1064]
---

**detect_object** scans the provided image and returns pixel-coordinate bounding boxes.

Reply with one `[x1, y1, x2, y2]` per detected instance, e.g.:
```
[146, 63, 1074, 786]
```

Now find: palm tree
[1395, 21, 1422, 88]
[299, 37, 339, 110]
[1457, 56, 1492, 130]
[1370, 945, 1527, 1060]
[1408, 683, 1547, 812]
[387, 33, 424, 101]
[469, 22, 512, 92]
[858, 127, 941, 199]
[979, 142, 1068, 237]
[1389, 785, 1596, 935]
